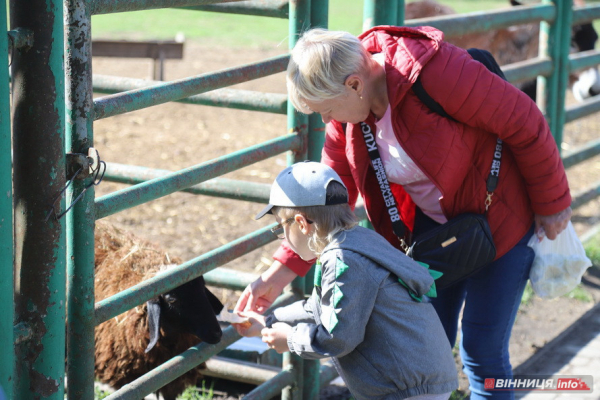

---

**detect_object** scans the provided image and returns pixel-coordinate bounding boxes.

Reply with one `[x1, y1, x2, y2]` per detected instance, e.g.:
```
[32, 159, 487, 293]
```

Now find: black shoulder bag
[360, 48, 505, 289]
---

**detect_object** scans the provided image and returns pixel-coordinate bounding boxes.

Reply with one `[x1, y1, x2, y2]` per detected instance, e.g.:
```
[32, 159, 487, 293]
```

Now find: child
[235, 161, 458, 400]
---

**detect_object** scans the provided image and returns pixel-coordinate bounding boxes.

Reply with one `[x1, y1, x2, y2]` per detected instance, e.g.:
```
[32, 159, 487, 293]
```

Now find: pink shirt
[374, 105, 448, 224]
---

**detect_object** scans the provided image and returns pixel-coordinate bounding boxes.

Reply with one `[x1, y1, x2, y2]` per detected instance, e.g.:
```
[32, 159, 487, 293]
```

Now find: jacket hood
[323, 226, 434, 298]
[359, 26, 444, 109]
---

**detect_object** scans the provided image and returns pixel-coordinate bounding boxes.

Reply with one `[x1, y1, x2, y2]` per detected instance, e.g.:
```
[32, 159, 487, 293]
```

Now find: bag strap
[410, 50, 504, 206]
[412, 79, 456, 122]
[360, 121, 410, 247]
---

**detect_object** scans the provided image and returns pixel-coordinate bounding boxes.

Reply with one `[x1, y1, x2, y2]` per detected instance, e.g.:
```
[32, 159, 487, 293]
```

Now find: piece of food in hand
[217, 308, 252, 328]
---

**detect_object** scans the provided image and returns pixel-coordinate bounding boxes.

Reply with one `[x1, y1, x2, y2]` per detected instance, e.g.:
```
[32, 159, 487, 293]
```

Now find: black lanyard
[359, 121, 502, 243]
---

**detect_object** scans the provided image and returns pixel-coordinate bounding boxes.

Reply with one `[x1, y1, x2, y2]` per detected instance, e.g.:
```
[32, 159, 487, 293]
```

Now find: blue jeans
[430, 225, 534, 400]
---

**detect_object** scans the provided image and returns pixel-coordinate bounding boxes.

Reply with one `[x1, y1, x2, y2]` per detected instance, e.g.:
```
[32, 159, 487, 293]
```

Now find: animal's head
[571, 22, 600, 101]
[511, 0, 600, 101]
[145, 275, 224, 353]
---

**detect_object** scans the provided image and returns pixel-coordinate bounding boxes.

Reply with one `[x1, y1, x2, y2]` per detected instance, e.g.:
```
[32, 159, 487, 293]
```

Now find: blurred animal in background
[94, 221, 224, 400]
[405, 0, 600, 102]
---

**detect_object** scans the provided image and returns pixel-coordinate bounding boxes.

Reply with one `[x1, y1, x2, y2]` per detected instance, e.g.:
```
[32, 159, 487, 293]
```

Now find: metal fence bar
[243, 368, 296, 400]
[91, 0, 243, 15]
[306, 0, 327, 162]
[93, 54, 289, 120]
[104, 162, 271, 203]
[537, 0, 560, 135]
[572, 4, 600, 24]
[568, 50, 600, 73]
[203, 267, 260, 290]
[11, 0, 67, 397]
[283, 1, 311, 399]
[183, 0, 289, 18]
[301, 1, 329, 396]
[65, 0, 97, 397]
[95, 226, 277, 324]
[565, 91, 600, 122]
[571, 181, 600, 210]
[551, 0, 573, 150]
[581, 222, 600, 245]
[562, 138, 600, 169]
[502, 57, 553, 84]
[203, 357, 280, 385]
[103, 327, 239, 400]
[363, 0, 397, 29]
[403, 4, 555, 36]
[95, 134, 301, 219]
[0, 0, 14, 395]
[93, 75, 288, 114]
[318, 362, 338, 387]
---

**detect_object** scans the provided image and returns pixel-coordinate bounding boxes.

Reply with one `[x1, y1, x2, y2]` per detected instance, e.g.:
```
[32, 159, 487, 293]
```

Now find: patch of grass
[90, 0, 511, 46]
[563, 284, 593, 302]
[450, 390, 469, 400]
[522, 280, 593, 304]
[521, 282, 535, 306]
[584, 234, 600, 267]
[178, 381, 215, 400]
[94, 386, 111, 400]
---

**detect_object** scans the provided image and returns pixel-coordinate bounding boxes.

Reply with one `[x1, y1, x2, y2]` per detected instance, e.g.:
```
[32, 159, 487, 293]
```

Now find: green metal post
[303, 1, 329, 398]
[287, 0, 311, 399]
[11, 0, 67, 397]
[65, 0, 96, 398]
[363, 0, 397, 30]
[0, 0, 14, 396]
[552, 0, 573, 151]
[304, 0, 328, 309]
[398, 0, 405, 25]
[310, 0, 328, 29]
[538, 0, 562, 133]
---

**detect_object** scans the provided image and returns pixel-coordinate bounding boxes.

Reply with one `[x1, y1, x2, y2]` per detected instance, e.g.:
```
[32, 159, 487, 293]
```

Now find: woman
[236, 26, 571, 400]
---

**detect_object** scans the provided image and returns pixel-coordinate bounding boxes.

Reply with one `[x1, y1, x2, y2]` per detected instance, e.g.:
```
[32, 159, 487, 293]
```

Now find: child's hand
[261, 323, 292, 353]
[232, 311, 266, 337]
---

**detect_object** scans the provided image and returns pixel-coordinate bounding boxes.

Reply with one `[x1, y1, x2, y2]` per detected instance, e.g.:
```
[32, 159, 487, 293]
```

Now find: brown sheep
[405, 0, 600, 102]
[94, 221, 224, 400]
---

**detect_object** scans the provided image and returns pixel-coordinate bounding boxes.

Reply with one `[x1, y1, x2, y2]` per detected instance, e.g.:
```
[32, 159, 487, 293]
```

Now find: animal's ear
[145, 299, 161, 353]
[204, 287, 224, 315]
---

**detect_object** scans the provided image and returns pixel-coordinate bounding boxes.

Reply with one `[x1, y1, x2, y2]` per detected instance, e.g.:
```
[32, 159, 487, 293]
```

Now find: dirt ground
[92, 41, 600, 398]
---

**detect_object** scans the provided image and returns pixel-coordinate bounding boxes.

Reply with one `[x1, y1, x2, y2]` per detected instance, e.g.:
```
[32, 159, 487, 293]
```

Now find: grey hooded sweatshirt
[267, 226, 458, 400]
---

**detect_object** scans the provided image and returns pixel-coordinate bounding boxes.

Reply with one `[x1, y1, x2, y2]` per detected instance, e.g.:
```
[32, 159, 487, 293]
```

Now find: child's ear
[295, 214, 312, 234]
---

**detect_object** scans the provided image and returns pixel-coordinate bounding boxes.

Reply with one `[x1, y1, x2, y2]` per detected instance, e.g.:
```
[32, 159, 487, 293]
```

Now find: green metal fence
[0, 0, 13, 396]
[4, 0, 600, 399]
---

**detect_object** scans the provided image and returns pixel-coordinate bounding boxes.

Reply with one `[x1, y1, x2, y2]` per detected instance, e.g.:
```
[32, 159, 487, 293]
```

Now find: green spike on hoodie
[314, 260, 323, 288]
[335, 257, 350, 278]
[321, 258, 350, 332]
[398, 261, 443, 302]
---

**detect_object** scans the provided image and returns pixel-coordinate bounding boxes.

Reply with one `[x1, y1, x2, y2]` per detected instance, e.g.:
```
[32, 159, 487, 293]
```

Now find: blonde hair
[274, 182, 358, 255]
[287, 28, 371, 114]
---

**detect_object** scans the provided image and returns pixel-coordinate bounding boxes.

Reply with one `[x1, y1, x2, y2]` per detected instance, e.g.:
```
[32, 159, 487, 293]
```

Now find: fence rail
[93, 54, 290, 119]
[93, 74, 288, 113]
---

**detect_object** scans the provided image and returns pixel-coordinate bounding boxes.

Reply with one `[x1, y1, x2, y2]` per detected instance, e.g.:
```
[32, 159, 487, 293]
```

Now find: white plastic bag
[527, 222, 592, 299]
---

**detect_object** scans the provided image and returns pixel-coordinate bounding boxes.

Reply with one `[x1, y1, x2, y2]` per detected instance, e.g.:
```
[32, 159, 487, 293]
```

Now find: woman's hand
[234, 261, 298, 314]
[261, 323, 292, 354]
[232, 311, 266, 338]
[534, 206, 572, 240]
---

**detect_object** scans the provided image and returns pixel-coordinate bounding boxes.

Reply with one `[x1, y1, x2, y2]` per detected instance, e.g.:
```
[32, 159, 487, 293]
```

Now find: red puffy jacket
[275, 25, 571, 276]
